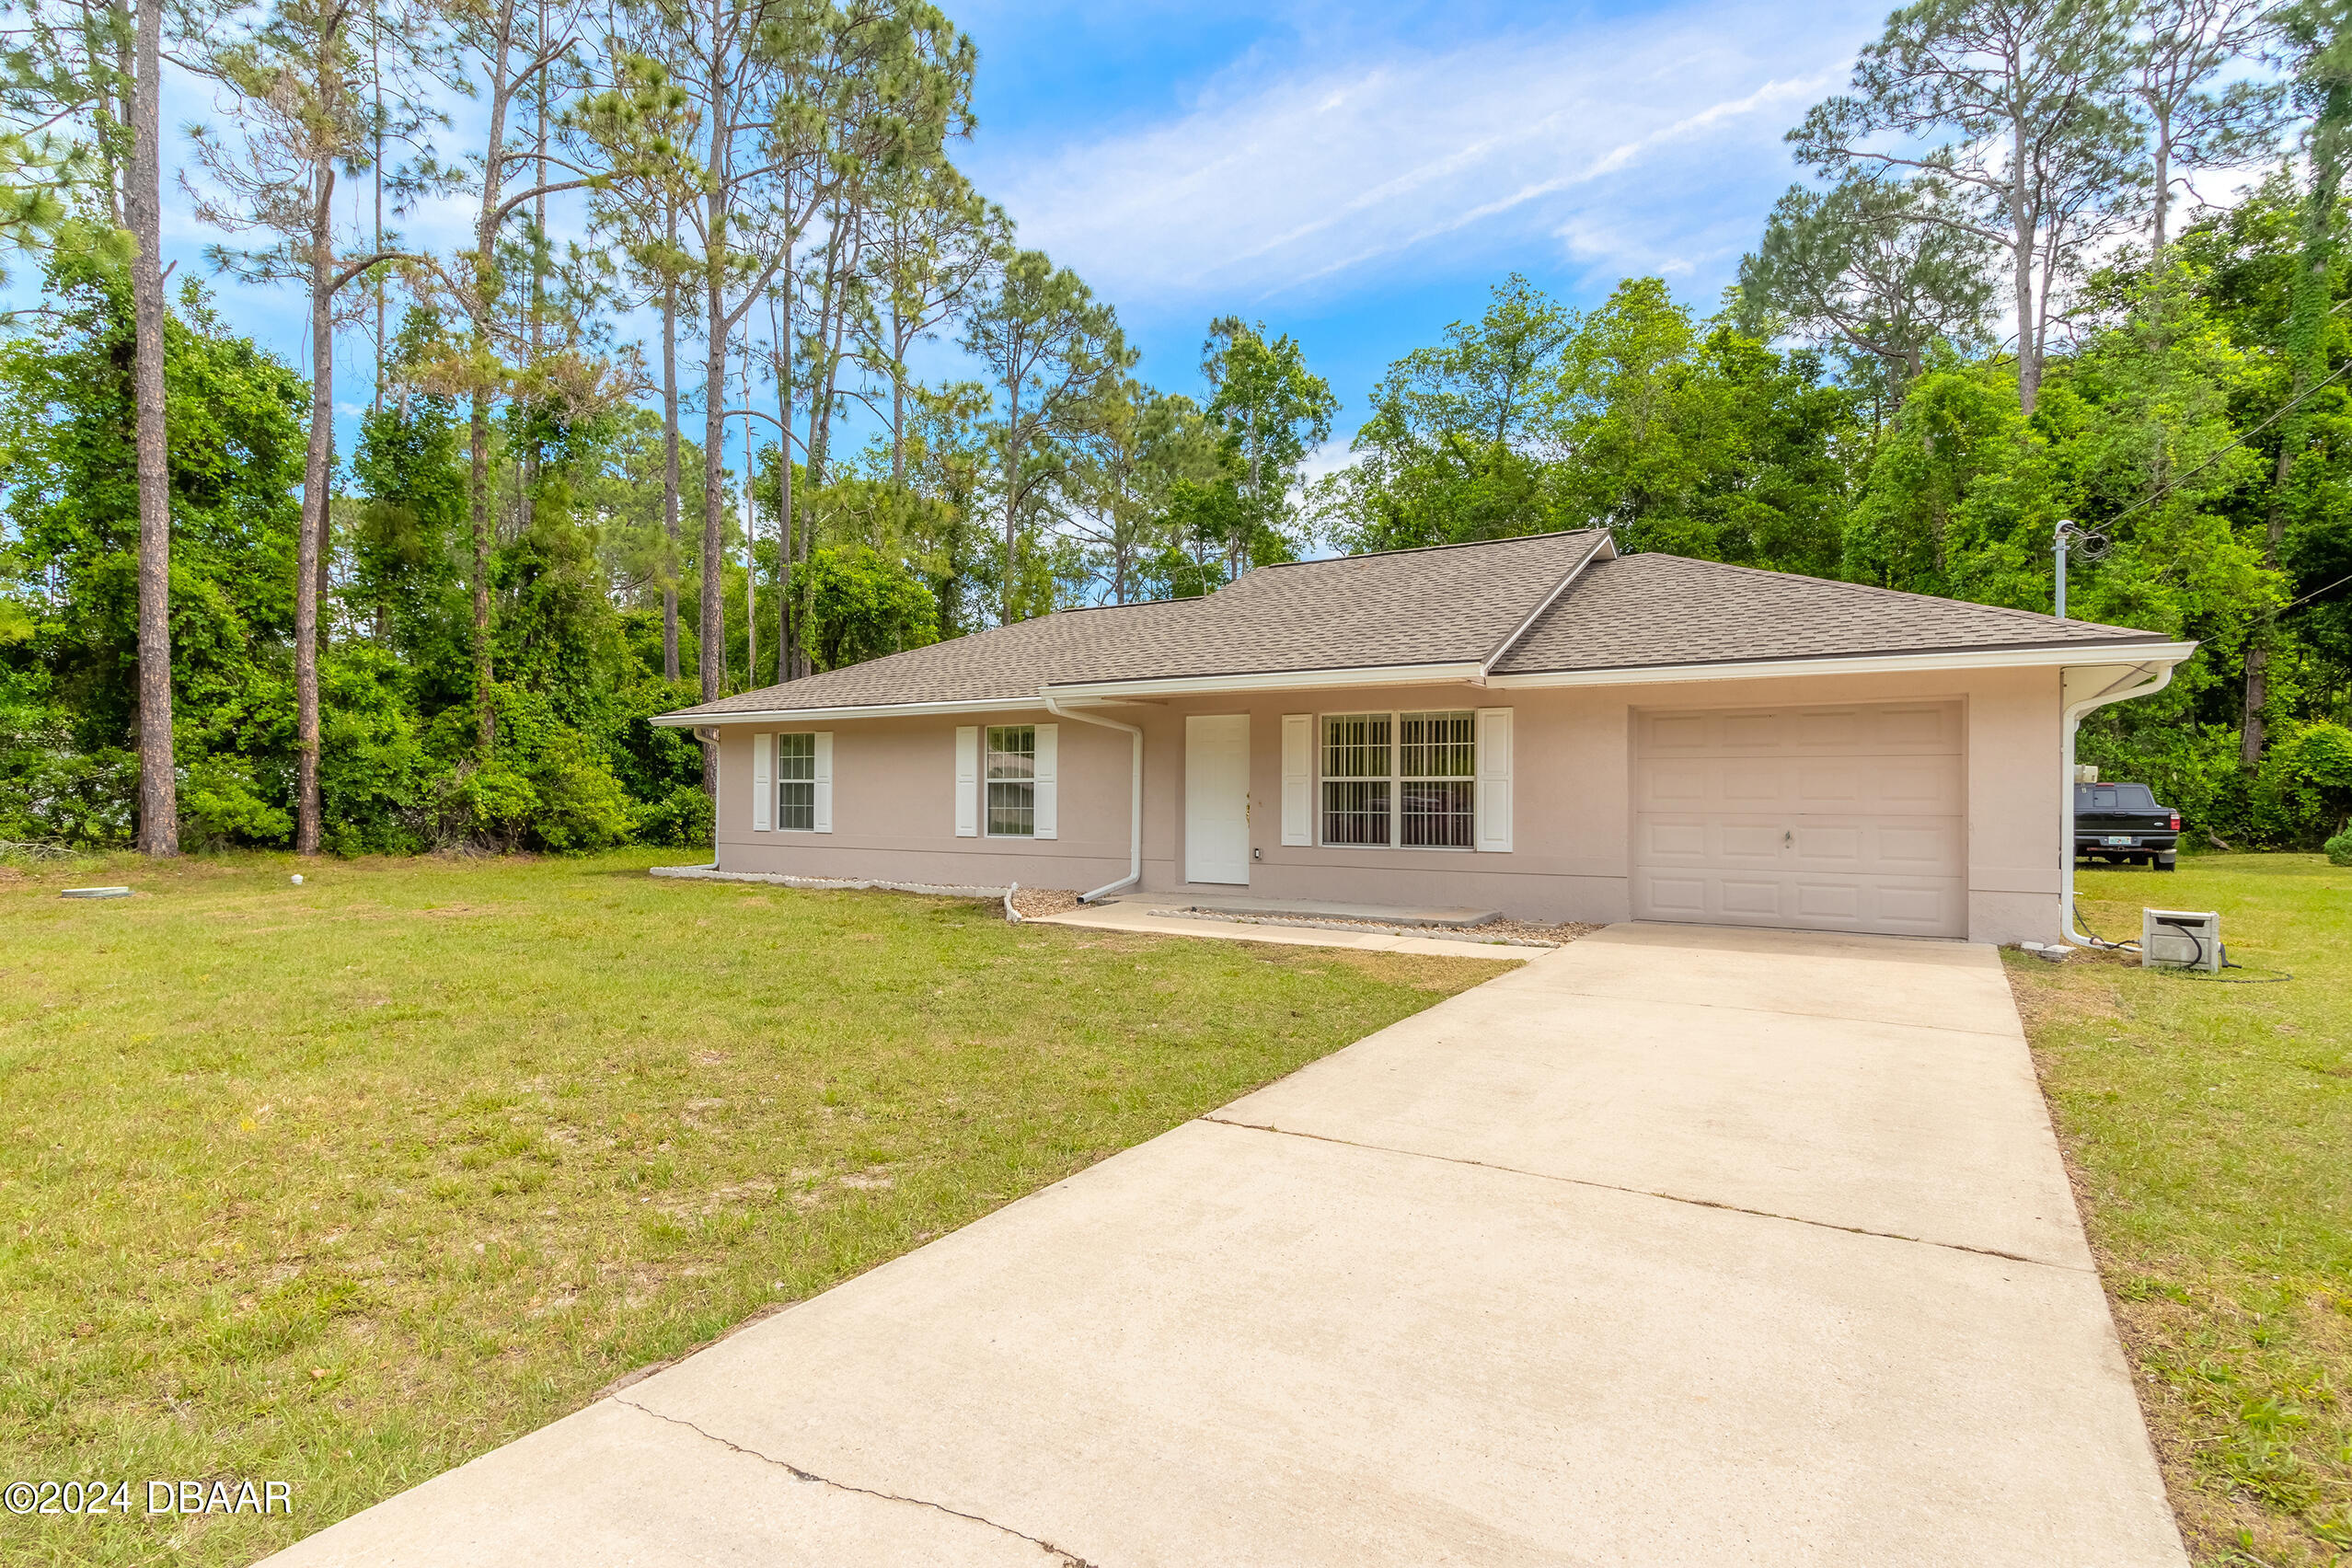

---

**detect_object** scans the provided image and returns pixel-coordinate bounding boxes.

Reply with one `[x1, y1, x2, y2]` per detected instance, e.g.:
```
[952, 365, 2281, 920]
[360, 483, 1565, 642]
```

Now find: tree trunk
[1003, 358, 1020, 625]
[890, 311, 906, 485]
[130, 0, 175, 856]
[2011, 123, 2040, 418]
[2151, 104, 2172, 258]
[699, 257, 727, 791]
[294, 183, 337, 856]
[662, 264, 681, 681]
[470, 390, 494, 754]
[777, 247, 798, 682]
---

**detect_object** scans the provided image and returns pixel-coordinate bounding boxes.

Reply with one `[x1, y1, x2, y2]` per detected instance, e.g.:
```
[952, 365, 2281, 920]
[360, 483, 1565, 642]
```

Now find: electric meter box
[2142, 908, 2222, 972]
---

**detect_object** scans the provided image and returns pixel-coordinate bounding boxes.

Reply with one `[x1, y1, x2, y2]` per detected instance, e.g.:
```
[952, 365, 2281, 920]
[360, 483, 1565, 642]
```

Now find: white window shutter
[1032, 723, 1058, 840]
[1280, 714, 1311, 846]
[813, 732, 834, 834]
[954, 726, 979, 837]
[752, 732, 773, 833]
[1475, 708, 1513, 853]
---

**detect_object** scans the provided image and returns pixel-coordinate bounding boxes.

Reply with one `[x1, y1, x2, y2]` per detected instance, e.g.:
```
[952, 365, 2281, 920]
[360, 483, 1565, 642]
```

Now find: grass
[0, 848, 1507, 1566]
[2009, 853, 2352, 1566]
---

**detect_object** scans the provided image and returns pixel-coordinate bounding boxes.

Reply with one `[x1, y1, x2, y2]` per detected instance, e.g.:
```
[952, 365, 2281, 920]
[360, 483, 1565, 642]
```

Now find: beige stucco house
[654, 530, 2195, 945]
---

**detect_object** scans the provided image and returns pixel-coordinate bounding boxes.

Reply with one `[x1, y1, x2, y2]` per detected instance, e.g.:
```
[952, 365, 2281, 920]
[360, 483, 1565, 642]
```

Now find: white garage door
[1631, 701, 1966, 940]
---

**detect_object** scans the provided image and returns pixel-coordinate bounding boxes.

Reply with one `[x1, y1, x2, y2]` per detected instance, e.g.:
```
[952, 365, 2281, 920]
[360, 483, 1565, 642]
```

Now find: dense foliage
[3, 0, 2349, 860]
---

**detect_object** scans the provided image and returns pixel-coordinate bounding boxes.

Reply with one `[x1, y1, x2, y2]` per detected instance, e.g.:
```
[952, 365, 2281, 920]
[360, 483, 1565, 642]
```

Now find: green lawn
[2010, 854, 2352, 1566]
[0, 849, 1507, 1566]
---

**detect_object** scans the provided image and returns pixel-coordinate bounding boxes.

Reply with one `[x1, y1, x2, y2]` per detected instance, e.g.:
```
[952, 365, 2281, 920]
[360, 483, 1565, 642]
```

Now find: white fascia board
[1486, 640, 2199, 689]
[1043, 662, 1487, 702]
[1481, 531, 1616, 676]
[649, 696, 1050, 728]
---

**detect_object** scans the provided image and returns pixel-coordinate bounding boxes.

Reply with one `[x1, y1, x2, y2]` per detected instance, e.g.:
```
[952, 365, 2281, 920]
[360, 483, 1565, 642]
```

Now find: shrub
[632, 783, 714, 849]
[180, 755, 292, 847]
[2326, 825, 2352, 866]
[2250, 722, 2352, 849]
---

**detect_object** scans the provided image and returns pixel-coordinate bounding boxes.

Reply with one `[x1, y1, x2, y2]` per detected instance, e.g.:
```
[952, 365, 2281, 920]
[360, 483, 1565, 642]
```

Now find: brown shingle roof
[669, 530, 1605, 717]
[1491, 553, 2168, 674]
[662, 534, 2175, 721]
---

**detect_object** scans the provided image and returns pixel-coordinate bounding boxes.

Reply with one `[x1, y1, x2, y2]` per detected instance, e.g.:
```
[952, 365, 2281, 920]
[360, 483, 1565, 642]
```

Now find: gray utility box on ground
[2142, 908, 2222, 972]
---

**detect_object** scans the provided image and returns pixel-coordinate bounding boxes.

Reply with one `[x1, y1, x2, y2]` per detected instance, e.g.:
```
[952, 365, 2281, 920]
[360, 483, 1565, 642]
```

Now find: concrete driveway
[264, 923, 2184, 1567]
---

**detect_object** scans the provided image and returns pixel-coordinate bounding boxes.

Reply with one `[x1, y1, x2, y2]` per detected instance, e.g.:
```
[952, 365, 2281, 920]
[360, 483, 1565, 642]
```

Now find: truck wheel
[2156, 854, 2176, 871]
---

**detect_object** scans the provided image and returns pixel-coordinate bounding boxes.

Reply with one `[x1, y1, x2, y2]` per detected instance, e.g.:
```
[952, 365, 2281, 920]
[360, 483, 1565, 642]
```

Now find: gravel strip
[1144, 907, 1601, 949]
[1009, 886, 1087, 920]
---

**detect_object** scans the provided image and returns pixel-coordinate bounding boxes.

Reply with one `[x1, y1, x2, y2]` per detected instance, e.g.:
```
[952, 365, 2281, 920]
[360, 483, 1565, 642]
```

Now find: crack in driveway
[609, 1394, 1099, 1566]
[1199, 1115, 2088, 1273]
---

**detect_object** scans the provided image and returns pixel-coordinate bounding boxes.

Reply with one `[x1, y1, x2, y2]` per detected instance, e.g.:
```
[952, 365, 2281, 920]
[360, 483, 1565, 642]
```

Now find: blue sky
[126, 0, 1892, 477]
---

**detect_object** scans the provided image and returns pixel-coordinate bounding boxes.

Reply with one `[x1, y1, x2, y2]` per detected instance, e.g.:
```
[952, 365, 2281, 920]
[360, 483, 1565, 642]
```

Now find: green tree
[0, 257, 306, 847]
[793, 542, 938, 670]
[1740, 174, 1994, 413]
[959, 248, 1132, 621]
[1200, 315, 1337, 578]
[1791, 0, 2143, 415]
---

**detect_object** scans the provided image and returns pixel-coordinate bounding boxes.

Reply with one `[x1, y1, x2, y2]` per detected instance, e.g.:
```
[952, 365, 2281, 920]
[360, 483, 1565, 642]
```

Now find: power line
[2284, 567, 2352, 610]
[2095, 312, 2352, 534]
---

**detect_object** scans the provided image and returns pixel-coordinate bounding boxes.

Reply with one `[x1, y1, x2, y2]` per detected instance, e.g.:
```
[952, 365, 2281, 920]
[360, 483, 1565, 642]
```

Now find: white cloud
[974, 0, 1880, 307]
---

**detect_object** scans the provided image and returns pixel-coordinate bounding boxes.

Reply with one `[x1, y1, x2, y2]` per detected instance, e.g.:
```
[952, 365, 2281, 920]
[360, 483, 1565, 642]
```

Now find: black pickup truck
[2074, 781, 2181, 870]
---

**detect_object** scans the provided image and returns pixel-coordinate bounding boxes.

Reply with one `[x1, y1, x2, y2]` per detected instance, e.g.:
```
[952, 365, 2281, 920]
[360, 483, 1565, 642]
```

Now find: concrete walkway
[264, 923, 2184, 1568]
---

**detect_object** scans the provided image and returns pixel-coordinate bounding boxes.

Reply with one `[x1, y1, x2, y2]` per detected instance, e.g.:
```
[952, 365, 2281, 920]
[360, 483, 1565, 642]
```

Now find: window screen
[1321, 714, 1391, 847]
[986, 725, 1035, 837]
[1399, 711, 1474, 848]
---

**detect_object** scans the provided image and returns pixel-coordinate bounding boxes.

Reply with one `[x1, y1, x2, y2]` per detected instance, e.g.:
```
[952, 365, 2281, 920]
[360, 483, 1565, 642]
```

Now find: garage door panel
[1631, 701, 1966, 940]
[1640, 712, 1714, 753]
[1793, 824, 1863, 866]
[1791, 880, 1862, 920]
[1720, 711, 1784, 749]
[1716, 879, 1785, 917]
[1640, 873, 1710, 918]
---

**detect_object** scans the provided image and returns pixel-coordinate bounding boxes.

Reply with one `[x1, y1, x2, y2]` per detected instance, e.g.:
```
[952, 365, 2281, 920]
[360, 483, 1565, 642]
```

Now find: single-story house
[653, 530, 2195, 945]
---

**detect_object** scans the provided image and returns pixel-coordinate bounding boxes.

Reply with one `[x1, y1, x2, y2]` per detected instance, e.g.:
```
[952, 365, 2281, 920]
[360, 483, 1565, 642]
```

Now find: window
[986, 725, 1035, 836]
[1319, 710, 1476, 849]
[1400, 710, 1475, 847]
[778, 732, 816, 831]
[1321, 713, 1391, 846]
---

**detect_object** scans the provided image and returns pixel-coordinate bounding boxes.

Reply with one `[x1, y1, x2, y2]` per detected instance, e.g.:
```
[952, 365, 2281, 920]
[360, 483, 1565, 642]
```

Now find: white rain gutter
[1043, 692, 1143, 904]
[1487, 640, 2199, 689]
[2059, 659, 2180, 948]
[650, 695, 1049, 728]
[1043, 660, 1484, 703]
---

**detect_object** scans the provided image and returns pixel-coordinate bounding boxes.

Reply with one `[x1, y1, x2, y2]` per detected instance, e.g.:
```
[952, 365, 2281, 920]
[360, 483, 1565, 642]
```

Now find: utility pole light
[2053, 518, 2111, 620]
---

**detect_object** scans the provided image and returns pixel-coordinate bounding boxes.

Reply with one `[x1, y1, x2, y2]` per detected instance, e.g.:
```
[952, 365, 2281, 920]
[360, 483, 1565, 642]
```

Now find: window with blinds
[1320, 713, 1392, 847]
[1400, 710, 1475, 847]
[1317, 710, 1476, 848]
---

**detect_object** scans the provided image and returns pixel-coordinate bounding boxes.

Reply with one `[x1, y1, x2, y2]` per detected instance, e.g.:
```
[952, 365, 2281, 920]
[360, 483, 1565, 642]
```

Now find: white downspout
[1043, 692, 1143, 904]
[2059, 662, 2174, 947]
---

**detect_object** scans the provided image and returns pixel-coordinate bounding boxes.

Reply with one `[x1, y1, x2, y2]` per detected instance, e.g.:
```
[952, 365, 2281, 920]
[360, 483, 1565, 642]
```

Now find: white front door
[1185, 714, 1251, 885]
[1630, 700, 1967, 939]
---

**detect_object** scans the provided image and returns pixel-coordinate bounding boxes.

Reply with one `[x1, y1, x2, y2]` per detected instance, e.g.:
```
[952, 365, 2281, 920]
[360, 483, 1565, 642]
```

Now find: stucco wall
[709, 664, 2070, 944]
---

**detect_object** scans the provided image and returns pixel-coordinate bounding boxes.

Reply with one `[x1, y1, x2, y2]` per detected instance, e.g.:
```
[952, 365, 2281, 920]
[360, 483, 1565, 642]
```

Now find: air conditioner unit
[2142, 908, 2221, 972]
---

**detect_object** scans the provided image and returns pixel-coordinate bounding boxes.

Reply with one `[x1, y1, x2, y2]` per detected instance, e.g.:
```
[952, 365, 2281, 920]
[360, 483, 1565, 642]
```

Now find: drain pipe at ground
[2058, 662, 2173, 950]
[1043, 693, 1143, 904]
